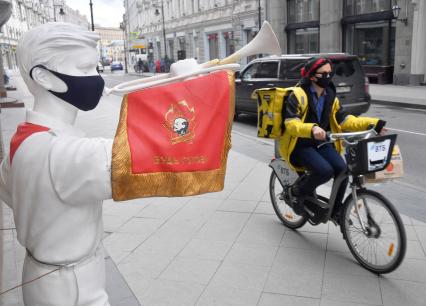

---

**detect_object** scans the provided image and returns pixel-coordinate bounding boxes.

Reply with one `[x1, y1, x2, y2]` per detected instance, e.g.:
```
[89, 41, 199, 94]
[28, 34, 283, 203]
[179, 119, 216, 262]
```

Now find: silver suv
[235, 53, 371, 116]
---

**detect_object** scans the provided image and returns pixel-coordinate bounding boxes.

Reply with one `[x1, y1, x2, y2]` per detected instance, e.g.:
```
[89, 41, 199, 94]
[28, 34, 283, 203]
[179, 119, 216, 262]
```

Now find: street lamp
[392, 5, 408, 26]
[53, 5, 65, 22]
[89, 0, 95, 31]
[258, 0, 261, 31]
[154, 0, 167, 60]
[120, 20, 129, 73]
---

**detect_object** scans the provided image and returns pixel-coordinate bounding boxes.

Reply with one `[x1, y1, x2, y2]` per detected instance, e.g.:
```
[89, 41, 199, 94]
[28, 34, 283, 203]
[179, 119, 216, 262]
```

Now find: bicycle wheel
[341, 189, 406, 274]
[269, 171, 308, 229]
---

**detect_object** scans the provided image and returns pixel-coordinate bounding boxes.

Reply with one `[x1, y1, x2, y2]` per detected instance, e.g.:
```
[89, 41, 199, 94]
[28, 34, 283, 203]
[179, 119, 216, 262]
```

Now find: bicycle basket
[345, 134, 397, 175]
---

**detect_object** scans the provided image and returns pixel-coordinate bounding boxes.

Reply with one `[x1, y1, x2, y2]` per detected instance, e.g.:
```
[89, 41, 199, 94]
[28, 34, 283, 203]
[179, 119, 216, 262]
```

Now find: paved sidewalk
[1, 74, 426, 305]
[368, 84, 426, 110]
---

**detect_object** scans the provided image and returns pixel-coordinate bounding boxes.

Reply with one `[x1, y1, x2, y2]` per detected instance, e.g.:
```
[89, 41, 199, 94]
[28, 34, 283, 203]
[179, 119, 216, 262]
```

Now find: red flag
[112, 71, 235, 200]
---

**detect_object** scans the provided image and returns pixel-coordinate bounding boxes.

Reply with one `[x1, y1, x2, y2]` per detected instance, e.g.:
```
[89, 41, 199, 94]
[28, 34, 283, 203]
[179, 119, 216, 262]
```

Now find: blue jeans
[290, 143, 348, 207]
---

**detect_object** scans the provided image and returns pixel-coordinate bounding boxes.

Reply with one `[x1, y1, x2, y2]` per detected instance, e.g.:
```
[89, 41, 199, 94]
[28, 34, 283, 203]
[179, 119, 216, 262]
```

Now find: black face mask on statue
[314, 72, 333, 88]
[29, 64, 105, 111]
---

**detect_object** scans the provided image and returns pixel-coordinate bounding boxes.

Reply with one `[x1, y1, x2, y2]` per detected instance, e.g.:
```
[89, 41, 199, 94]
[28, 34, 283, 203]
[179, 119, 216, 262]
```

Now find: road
[102, 71, 426, 222]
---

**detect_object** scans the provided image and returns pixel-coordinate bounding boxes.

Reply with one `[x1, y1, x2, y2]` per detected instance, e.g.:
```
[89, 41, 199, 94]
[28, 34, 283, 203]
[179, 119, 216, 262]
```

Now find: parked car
[96, 62, 104, 73]
[110, 61, 123, 71]
[235, 53, 371, 117]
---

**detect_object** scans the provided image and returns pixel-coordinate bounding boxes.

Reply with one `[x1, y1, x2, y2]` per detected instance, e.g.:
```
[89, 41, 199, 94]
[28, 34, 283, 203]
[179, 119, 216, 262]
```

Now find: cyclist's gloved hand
[374, 120, 387, 135]
[312, 125, 327, 141]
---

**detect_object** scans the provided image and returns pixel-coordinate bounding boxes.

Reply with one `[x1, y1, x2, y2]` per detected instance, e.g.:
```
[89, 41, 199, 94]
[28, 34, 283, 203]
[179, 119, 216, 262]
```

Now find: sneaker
[287, 186, 305, 215]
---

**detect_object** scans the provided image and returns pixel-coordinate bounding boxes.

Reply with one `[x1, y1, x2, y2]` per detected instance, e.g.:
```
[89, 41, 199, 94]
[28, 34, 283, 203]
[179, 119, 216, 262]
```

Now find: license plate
[336, 86, 351, 93]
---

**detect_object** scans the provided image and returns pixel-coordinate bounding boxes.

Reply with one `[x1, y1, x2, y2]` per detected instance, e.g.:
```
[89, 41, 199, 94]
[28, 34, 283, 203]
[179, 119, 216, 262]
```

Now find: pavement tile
[169, 198, 223, 228]
[178, 238, 233, 261]
[132, 227, 193, 254]
[281, 231, 328, 251]
[404, 225, 420, 241]
[228, 181, 268, 202]
[271, 246, 326, 273]
[159, 257, 221, 285]
[236, 214, 285, 246]
[260, 188, 270, 202]
[223, 242, 278, 267]
[105, 257, 139, 306]
[384, 258, 426, 283]
[414, 226, 426, 249]
[264, 270, 323, 299]
[113, 265, 153, 301]
[138, 279, 204, 306]
[227, 163, 270, 202]
[102, 215, 131, 233]
[103, 232, 149, 253]
[196, 211, 250, 242]
[299, 222, 330, 234]
[209, 262, 270, 291]
[135, 198, 186, 219]
[324, 251, 377, 277]
[102, 201, 147, 221]
[405, 240, 426, 259]
[412, 218, 426, 227]
[217, 199, 258, 213]
[319, 300, 378, 306]
[118, 249, 176, 279]
[264, 248, 325, 298]
[195, 285, 261, 306]
[254, 201, 276, 215]
[258, 293, 320, 306]
[322, 272, 382, 305]
[117, 217, 163, 234]
[400, 214, 413, 226]
[327, 233, 351, 253]
[380, 277, 426, 306]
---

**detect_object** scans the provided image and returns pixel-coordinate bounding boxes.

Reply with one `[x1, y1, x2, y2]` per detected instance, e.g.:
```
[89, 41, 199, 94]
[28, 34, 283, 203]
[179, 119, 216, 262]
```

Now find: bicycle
[269, 129, 406, 274]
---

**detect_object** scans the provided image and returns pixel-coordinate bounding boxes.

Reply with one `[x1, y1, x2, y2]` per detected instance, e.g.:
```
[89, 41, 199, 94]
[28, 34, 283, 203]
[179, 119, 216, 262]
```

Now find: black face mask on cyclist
[314, 72, 333, 88]
[29, 64, 105, 111]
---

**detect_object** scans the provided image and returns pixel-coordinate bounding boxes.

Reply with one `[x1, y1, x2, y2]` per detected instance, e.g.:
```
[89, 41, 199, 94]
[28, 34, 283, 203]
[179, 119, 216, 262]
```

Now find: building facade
[267, 0, 425, 85]
[0, 0, 89, 70]
[95, 26, 125, 64]
[124, 0, 265, 67]
[126, 0, 425, 85]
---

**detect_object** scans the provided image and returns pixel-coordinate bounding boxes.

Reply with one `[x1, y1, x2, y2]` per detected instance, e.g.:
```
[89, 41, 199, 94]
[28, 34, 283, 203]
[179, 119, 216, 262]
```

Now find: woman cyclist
[279, 57, 386, 218]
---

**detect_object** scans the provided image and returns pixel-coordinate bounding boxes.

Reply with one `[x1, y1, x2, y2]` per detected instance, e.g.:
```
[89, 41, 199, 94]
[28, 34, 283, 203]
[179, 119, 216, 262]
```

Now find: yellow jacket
[279, 86, 380, 172]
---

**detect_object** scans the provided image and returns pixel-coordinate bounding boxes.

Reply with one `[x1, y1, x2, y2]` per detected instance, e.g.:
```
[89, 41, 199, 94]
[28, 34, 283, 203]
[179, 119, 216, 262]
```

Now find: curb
[371, 99, 426, 110]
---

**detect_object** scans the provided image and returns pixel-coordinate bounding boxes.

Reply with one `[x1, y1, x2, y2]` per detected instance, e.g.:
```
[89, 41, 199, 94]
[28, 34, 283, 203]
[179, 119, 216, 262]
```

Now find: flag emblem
[163, 100, 195, 144]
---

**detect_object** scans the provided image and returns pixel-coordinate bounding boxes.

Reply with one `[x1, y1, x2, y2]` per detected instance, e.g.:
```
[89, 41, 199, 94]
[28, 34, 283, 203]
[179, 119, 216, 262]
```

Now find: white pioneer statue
[0, 20, 280, 305]
[0, 23, 113, 305]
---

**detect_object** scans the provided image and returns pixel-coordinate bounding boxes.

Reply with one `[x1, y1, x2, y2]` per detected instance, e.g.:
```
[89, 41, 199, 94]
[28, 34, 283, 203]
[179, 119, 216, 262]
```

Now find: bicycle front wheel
[269, 172, 307, 229]
[341, 189, 406, 274]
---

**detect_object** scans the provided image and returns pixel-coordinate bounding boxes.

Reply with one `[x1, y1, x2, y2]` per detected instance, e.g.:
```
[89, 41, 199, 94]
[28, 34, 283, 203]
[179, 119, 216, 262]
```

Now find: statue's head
[17, 22, 104, 112]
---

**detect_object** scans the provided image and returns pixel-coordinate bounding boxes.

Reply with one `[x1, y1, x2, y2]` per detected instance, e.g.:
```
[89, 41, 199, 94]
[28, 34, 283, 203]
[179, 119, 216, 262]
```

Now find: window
[280, 59, 306, 79]
[288, 28, 319, 54]
[223, 32, 235, 56]
[242, 62, 278, 80]
[256, 62, 279, 78]
[208, 33, 219, 60]
[345, 21, 395, 65]
[242, 63, 260, 80]
[288, 0, 320, 23]
[345, 0, 391, 16]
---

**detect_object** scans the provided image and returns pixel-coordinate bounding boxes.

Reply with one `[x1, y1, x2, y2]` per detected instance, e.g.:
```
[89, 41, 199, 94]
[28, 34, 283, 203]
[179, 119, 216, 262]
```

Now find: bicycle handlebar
[319, 128, 378, 148]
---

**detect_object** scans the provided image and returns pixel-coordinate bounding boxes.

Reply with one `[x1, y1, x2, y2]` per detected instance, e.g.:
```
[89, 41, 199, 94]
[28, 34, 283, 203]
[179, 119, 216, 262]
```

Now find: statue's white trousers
[22, 246, 109, 306]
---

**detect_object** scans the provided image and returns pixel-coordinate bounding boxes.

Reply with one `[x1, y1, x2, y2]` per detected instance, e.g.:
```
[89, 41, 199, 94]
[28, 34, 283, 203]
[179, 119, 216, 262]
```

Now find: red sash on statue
[111, 71, 235, 200]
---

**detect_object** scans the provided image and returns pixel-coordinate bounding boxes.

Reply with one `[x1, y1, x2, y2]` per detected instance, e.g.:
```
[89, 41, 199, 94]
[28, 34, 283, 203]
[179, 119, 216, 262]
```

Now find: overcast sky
[67, 0, 124, 28]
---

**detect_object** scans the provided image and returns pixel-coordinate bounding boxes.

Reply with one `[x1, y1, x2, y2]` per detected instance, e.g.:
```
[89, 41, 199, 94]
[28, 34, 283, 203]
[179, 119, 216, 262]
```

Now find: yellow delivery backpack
[252, 87, 301, 139]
